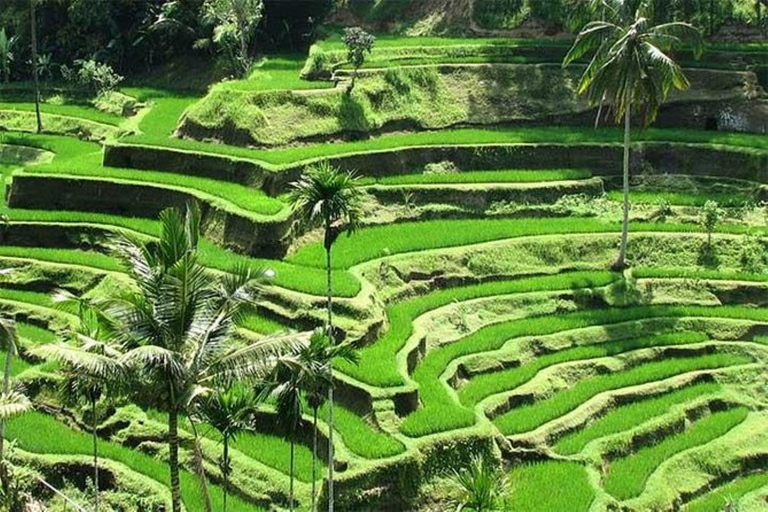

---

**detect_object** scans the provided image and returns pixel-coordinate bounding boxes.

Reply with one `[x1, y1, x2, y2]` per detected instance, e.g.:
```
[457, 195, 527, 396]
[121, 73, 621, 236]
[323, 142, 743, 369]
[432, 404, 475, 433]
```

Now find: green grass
[401, 304, 766, 437]
[604, 407, 749, 500]
[608, 190, 754, 207]
[458, 331, 710, 408]
[340, 271, 619, 388]
[218, 56, 335, 92]
[0, 288, 53, 307]
[0, 247, 122, 272]
[317, 403, 405, 459]
[507, 461, 594, 512]
[124, 125, 768, 169]
[0, 90, 125, 126]
[18, 322, 57, 345]
[6, 412, 264, 512]
[237, 314, 289, 335]
[18, 139, 285, 217]
[554, 382, 722, 455]
[289, 216, 763, 270]
[635, 267, 768, 283]
[683, 471, 768, 512]
[230, 430, 321, 483]
[493, 354, 751, 436]
[359, 168, 592, 186]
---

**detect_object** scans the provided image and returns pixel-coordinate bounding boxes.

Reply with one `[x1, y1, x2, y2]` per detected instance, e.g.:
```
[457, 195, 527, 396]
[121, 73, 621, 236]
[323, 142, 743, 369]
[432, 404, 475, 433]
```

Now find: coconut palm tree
[289, 161, 363, 512]
[194, 385, 260, 512]
[563, 0, 703, 269]
[273, 363, 303, 512]
[101, 204, 300, 512]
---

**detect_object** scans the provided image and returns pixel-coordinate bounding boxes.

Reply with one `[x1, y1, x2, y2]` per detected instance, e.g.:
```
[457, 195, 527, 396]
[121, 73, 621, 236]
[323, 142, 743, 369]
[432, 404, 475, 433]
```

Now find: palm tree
[271, 329, 359, 512]
[563, 0, 703, 269]
[34, 328, 124, 512]
[450, 456, 509, 512]
[0, 317, 20, 461]
[273, 363, 303, 512]
[289, 161, 363, 512]
[195, 385, 260, 512]
[102, 204, 300, 512]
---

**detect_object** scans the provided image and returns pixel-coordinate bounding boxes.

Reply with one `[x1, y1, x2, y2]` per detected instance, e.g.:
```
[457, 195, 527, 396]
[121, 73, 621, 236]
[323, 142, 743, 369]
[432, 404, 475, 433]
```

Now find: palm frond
[0, 390, 30, 420]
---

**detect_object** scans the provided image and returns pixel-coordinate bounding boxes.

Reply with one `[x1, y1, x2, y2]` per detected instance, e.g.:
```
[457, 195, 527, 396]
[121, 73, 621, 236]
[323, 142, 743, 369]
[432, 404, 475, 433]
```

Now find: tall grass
[317, 403, 404, 459]
[6, 412, 265, 512]
[401, 305, 765, 437]
[493, 354, 750, 436]
[554, 382, 722, 455]
[0, 247, 122, 272]
[507, 461, 594, 512]
[683, 471, 768, 512]
[458, 331, 709, 407]
[125, 125, 768, 168]
[341, 271, 618, 387]
[604, 407, 749, 500]
[607, 190, 753, 207]
[358, 168, 592, 186]
[288, 217, 762, 270]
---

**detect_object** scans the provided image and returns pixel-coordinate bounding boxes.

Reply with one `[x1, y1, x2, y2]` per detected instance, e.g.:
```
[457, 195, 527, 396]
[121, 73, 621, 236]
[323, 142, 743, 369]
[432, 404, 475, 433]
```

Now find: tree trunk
[168, 408, 182, 512]
[92, 394, 99, 512]
[223, 435, 229, 512]
[189, 419, 212, 512]
[325, 228, 335, 512]
[312, 407, 318, 512]
[0, 344, 12, 460]
[289, 439, 295, 512]
[30, 0, 42, 134]
[614, 105, 631, 270]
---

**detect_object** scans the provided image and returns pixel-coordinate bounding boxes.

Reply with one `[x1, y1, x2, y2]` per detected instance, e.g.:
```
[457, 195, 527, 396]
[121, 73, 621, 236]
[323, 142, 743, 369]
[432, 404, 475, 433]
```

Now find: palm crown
[564, 0, 704, 125]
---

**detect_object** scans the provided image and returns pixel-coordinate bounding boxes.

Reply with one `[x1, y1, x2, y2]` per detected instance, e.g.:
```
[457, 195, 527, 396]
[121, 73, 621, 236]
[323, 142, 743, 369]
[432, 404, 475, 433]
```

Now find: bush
[61, 59, 124, 95]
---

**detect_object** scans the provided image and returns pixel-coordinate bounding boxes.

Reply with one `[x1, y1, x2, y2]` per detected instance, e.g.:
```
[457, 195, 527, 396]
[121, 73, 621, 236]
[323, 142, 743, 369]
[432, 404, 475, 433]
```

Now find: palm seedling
[450, 456, 509, 512]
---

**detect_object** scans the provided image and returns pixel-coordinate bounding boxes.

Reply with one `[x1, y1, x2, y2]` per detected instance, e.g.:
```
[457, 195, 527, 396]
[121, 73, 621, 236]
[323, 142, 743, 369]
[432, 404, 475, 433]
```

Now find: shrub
[700, 200, 724, 246]
[61, 59, 124, 95]
[423, 160, 459, 175]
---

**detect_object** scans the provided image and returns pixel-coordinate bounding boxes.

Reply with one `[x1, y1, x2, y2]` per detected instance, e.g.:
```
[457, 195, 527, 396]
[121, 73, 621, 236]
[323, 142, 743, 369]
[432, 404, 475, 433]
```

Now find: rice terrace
[0, 0, 767, 511]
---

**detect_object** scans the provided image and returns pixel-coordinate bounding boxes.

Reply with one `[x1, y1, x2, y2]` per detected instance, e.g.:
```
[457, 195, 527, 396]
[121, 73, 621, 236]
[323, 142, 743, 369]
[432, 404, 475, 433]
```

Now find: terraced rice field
[2, 30, 768, 512]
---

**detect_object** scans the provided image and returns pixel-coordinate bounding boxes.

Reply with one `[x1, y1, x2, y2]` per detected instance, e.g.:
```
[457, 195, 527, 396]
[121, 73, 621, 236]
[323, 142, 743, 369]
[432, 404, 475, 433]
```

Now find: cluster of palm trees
[26, 161, 363, 512]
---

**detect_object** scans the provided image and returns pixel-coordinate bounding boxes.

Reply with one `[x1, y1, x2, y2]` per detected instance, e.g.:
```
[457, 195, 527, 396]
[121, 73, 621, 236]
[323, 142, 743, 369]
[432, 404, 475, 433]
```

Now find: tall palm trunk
[289, 439, 295, 512]
[223, 434, 230, 512]
[168, 408, 182, 512]
[29, 0, 42, 134]
[325, 218, 336, 512]
[311, 406, 318, 512]
[91, 393, 99, 512]
[615, 104, 631, 270]
[0, 344, 12, 459]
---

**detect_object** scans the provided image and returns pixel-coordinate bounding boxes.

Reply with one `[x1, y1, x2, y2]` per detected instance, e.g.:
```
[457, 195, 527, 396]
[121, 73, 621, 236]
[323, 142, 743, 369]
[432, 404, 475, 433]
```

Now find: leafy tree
[195, 385, 260, 512]
[203, 0, 263, 76]
[289, 161, 363, 512]
[450, 455, 509, 512]
[700, 200, 723, 247]
[0, 28, 18, 83]
[563, 0, 703, 269]
[342, 27, 375, 94]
